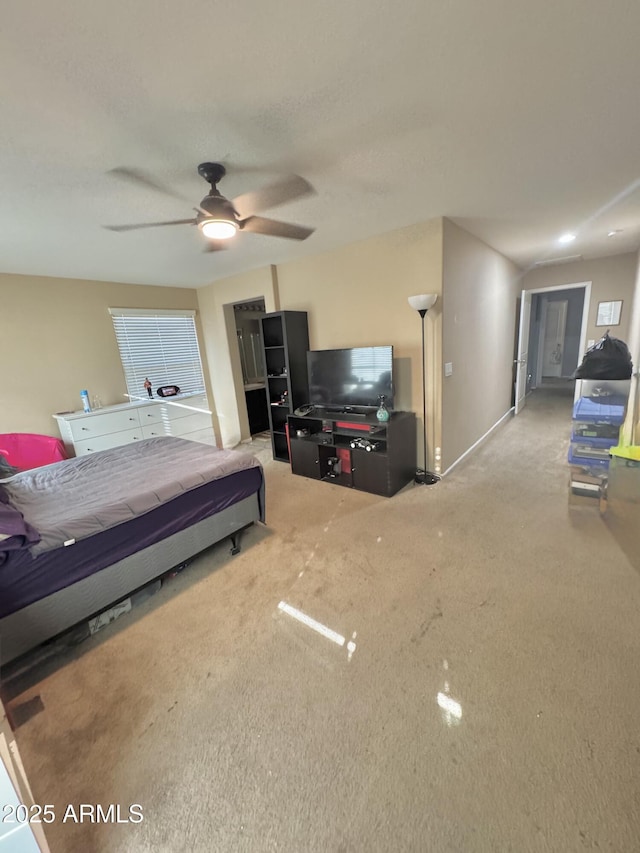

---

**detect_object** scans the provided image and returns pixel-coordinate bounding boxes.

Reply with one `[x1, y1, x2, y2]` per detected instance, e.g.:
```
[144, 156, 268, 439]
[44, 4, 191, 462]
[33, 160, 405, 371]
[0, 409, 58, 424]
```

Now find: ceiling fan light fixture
[199, 219, 238, 240]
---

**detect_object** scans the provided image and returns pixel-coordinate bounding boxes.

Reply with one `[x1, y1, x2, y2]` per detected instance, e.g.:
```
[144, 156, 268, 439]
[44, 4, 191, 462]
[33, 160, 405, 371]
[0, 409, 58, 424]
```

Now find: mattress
[3, 436, 261, 555]
[0, 439, 264, 620]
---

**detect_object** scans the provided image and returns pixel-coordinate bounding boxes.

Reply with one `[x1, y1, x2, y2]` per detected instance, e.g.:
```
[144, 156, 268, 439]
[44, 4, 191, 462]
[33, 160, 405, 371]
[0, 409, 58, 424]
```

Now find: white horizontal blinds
[109, 308, 205, 399]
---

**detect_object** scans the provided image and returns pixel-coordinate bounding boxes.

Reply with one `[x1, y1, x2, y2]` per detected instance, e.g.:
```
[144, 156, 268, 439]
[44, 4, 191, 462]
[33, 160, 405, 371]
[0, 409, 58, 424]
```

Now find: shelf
[293, 434, 333, 445]
[333, 427, 387, 439]
[288, 409, 417, 497]
[321, 473, 353, 488]
[261, 311, 310, 463]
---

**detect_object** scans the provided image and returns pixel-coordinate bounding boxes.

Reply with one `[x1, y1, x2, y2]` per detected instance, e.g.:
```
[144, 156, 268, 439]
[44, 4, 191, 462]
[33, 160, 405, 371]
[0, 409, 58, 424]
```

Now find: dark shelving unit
[259, 311, 310, 462]
[287, 410, 416, 496]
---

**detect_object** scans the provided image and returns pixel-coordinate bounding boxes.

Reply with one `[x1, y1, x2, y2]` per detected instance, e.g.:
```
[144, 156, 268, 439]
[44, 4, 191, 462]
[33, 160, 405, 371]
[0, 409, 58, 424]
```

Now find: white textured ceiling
[1, 0, 640, 288]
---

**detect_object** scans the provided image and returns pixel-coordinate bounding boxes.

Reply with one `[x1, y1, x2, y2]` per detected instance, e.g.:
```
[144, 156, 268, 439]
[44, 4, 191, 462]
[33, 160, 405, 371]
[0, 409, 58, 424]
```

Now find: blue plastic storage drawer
[568, 445, 610, 471]
[572, 421, 620, 440]
[569, 432, 619, 448]
[570, 442, 612, 461]
[572, 396, 626, 425]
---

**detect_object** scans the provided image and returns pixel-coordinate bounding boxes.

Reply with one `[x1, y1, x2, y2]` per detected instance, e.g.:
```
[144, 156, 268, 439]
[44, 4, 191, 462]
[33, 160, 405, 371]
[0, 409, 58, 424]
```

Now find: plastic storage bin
[572, 397, 627, 425]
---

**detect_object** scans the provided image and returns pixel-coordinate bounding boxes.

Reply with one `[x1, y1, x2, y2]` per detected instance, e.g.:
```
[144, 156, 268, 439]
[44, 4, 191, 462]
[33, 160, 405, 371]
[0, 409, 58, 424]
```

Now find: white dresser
[54, 393, 214, 457]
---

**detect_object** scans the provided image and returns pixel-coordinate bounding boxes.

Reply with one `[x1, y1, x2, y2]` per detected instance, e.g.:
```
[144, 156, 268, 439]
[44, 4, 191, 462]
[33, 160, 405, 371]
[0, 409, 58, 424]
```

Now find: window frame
[108, 307, 206, 401]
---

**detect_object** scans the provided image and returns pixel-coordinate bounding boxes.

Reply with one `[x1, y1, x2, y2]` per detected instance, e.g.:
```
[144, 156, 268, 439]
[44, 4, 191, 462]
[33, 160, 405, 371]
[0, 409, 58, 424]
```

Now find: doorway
[233, 299, 270, 436]
[515, 281, 592, 413]
[531, 287, 586, 387]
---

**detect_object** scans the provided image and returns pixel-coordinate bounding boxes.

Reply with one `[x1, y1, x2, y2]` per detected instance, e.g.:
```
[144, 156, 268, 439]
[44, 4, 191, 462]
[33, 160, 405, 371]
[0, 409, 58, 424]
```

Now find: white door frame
[516, 280, 592, 412]
[515, 290, 533, 413]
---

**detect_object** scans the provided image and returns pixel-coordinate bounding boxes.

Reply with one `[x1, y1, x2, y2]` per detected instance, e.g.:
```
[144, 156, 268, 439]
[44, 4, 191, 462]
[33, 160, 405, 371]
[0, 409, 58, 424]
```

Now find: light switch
[444, 362, 453, 377]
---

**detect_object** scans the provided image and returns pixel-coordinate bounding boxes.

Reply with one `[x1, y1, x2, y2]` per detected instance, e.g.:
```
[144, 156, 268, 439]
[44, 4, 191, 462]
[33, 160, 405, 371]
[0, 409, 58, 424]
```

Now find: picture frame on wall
[596, 300, 623, 326]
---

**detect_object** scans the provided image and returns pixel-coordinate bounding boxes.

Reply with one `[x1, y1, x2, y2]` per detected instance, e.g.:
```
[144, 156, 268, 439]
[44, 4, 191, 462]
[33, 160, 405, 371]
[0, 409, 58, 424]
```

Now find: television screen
[307, 346, 394, 410]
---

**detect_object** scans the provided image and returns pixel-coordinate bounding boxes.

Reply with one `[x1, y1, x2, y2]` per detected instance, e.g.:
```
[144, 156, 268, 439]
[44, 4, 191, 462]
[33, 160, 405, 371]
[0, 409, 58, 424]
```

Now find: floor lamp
[408, 294, 440, 485]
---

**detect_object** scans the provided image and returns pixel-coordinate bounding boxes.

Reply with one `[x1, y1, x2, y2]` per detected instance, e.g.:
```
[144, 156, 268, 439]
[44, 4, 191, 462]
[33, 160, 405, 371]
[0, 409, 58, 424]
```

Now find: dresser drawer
[69, 409, 141, 441]
[181, 427, 216, 445]
[140, 412, 212, 439]
[171, 412, 213, 435]
[160, 400, 208, 422]
[141, 422, 173, 439]
[73, 428, 144, 456]
[137, 405, 165, 426]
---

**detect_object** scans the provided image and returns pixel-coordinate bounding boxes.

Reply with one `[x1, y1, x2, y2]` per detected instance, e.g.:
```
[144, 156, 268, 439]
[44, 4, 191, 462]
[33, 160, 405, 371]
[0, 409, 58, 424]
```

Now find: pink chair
[0, 433, 67, 471]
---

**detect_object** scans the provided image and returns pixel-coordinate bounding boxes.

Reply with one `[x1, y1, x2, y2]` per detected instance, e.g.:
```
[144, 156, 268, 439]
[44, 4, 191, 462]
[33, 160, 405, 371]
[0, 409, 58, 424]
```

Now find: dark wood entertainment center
[287, 410, 416, 496]
[260, 309, 417, 495]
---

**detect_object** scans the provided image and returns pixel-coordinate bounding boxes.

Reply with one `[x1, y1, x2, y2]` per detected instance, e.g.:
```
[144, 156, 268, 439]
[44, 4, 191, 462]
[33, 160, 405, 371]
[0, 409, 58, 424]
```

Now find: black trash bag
[574, 331, 633, 380]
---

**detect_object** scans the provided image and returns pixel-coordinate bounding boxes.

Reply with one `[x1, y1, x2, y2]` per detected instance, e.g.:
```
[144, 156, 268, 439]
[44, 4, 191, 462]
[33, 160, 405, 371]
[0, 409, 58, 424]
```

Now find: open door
[515, 289, 532, 414]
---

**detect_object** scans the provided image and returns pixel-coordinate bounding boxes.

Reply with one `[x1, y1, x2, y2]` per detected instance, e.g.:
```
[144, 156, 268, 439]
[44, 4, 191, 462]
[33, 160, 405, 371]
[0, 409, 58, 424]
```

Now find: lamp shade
[408, 294, 438, 312]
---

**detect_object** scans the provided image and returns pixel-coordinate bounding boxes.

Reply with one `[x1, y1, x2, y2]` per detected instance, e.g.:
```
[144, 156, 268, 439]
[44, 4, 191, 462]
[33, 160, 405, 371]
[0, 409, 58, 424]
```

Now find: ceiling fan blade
[104, 218, 196, 232]
[231, 175, 315, 219]
[107, 167, 195, 205]
[202, 239, 229, 253]
[240, 216, 314, 241]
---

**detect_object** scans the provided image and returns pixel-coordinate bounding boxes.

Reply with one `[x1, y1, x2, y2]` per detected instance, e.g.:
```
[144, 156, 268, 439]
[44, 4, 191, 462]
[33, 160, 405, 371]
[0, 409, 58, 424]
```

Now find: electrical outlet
[444, 362, 453, 377]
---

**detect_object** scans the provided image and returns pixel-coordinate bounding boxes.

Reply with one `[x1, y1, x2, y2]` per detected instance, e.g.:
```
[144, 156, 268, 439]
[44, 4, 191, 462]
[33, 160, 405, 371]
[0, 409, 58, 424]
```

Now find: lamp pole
[419, 307, 428, 481]
[408, 294, 440, 486]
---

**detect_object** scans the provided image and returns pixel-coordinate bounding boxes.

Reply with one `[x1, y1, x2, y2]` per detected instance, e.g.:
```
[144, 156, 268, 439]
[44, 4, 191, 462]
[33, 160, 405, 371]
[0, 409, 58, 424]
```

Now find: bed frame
[0, 492, 261, 666]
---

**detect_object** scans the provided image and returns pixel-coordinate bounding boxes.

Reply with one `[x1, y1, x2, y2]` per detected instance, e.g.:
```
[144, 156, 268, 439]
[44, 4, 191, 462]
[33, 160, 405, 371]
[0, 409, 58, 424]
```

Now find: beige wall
[269, 219, 444, 469]
[441, 219, 522, 472]
[197, 266, 278, 448]
[620, 250, 640, 445]
[521, 252, 638, 346]
[1, 273, 208, 438]
[626, 250, 640, 371]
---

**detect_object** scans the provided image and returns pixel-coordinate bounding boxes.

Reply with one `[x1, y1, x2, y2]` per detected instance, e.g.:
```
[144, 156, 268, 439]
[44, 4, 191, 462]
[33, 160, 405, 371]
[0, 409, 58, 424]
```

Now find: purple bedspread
[2, 436, 262, 555]
[0, 466, 263, 619]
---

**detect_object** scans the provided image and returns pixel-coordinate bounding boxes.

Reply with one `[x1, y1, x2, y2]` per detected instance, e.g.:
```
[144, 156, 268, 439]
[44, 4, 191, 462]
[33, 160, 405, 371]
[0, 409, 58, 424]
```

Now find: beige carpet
[5, 389, 640, 852]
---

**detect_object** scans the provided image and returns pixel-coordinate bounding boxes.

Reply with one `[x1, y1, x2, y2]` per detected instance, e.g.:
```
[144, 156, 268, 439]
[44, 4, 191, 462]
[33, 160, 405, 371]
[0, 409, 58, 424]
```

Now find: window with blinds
[109, 308, 206, 400]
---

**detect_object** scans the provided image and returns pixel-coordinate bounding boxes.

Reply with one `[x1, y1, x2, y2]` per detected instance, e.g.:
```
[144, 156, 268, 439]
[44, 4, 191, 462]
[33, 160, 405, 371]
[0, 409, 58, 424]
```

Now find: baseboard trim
[442, 407, 515, 477]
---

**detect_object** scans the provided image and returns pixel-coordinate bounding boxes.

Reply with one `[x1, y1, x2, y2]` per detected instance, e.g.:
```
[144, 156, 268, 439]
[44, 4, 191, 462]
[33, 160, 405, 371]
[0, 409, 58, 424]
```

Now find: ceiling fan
[104, 162, 316, 251]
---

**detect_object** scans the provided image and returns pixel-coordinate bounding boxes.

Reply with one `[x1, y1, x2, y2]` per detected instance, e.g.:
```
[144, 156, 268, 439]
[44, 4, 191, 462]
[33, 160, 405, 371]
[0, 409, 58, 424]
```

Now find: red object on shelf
[336, 421, 371, 432]
[285, 422, 292, 463]
[337, 447, 351, 473]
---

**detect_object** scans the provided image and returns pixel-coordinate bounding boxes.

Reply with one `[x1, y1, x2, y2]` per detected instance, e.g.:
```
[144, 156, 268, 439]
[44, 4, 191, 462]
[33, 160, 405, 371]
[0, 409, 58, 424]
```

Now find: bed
[0, 436, 264, 666]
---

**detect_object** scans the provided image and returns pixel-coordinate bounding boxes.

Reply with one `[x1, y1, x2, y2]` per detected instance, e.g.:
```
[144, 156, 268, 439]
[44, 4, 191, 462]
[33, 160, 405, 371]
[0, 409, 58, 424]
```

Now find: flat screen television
[307, 346, 394, 412]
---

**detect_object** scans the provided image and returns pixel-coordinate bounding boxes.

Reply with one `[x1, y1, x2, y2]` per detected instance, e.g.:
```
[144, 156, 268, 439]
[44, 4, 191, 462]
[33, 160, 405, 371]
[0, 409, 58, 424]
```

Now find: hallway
[5, 389, 640, 852]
